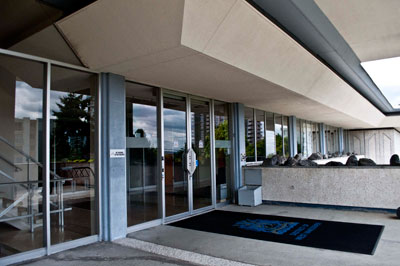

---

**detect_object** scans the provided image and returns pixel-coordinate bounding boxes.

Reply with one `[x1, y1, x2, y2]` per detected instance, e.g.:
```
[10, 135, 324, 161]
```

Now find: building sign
[110, 149, 126, 158]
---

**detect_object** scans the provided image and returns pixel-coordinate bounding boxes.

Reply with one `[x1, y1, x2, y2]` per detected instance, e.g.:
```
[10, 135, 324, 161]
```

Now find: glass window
[265, 112, 275, 157]
[312, 123, 320, 153]
[283, 116, 289, 157]
[0, 54, 45, 257]
[50, 65, 97, 245]
[256, 110, 265, 160]
[244, 107, 255, 162]
[301, 120, 307, 157]
[274, 114, 283, 156]
[214, 101, 231, 203]
[306, 122, 313, 156]
[126, 82, 159, 226]
[296, 119, 302, 155]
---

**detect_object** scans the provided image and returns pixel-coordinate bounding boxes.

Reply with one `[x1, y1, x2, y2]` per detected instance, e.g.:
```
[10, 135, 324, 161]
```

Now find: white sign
[110, 149, 126, 158]
[186, 148, 197, 175]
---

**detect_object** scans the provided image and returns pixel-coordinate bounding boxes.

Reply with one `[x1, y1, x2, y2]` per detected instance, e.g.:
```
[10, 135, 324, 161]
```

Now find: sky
[361, 57, 400, 109]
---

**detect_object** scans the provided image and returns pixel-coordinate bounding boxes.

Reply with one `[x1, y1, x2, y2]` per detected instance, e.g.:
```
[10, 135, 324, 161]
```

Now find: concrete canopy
[316, 0, 400, 63]
[56, 0, 391, 129]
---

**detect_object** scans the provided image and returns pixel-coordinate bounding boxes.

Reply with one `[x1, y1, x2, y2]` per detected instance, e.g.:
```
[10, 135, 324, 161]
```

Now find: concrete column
[100, 73, 127, 241]
[232, 103, 245, 202]
[319, 123, 326, 155]
[338, 128, 344, 154]
[288, 116, 297, 157]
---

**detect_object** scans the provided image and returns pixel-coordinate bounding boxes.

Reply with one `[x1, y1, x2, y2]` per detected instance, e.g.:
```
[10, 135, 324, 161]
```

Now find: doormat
[169, 210, 384, 255]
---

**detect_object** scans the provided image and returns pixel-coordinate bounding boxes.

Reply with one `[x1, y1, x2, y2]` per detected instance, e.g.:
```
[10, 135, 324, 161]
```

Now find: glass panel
[163, 95, 188, 217]
[265, 112, 275, 157]
[307, 122, 313, 156]
[191, 99, 212, 210]
[0, 54, 44, 257]
[126, 82, 159, 226]
[312, 123, 319, 153]
[214, 101, 231, 203]
[256, 110, 265, 161]
[301, 120, 308, 157]
[274, 114, 283, 156]
[244, 107, 255, 162]
[283, 116, 289, 158]
[50, 66, 97, 245]
[333, 128, 339, 153]
[296, 119, 302, 155]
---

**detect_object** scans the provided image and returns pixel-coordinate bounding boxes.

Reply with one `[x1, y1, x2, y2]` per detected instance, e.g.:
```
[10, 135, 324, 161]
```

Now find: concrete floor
[15, 242, 197, 266]
[127, 204, 400, 266]
[13, 204, 400, 266]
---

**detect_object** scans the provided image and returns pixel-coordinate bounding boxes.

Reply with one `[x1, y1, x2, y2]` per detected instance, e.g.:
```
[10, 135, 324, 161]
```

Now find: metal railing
[0, 136, 71, 232]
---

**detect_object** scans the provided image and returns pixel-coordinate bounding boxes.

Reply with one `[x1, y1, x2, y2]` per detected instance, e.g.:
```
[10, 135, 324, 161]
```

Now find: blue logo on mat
[233, 219, 299, 235]
[233, 219, 322, 240]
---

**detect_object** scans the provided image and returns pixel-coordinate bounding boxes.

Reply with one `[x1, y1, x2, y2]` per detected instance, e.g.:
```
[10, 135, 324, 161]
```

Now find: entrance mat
[169, 210, 384, 255]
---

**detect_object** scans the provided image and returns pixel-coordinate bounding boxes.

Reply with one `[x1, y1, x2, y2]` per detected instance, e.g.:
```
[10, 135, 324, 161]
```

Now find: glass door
[191, 99, 212, 210]
[163, 95, 189, 217]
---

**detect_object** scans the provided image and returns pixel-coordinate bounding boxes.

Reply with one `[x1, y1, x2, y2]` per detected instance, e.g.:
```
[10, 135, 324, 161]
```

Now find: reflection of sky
[15, 81, 42, 119]
[266, 130, 275, 154]
[132, 103, 157, 147]
[14, 82, 89, 120]
[164, 108, 186, 152]
[275, 124, 282, 136]
[361, 57, 400, 109]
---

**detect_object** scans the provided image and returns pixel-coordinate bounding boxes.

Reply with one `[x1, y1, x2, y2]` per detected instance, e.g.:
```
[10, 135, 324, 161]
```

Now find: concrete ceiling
[56, 0, 396, 129]
[315, 0, 400, 62]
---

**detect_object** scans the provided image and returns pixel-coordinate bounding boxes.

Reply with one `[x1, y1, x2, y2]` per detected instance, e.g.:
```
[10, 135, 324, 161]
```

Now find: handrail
[0, 154, 22, 172]
[0, 135, 64, 180]
[0, 169, 16, 182]
[0, 178, 73, 186]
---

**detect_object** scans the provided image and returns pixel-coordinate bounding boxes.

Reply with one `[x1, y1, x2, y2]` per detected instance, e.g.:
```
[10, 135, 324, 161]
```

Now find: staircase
[0, 135, 68, 233]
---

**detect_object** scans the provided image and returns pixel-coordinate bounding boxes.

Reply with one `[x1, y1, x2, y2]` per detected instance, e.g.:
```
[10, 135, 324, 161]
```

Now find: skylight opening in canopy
[361, 56, 400, 109]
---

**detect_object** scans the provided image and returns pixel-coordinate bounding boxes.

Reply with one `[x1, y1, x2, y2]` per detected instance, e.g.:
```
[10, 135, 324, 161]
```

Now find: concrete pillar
[288, 116, 297, 157]
[100, 73, 127, 241]
[319, 123, 326, 155]
[232, 103, 245, 202]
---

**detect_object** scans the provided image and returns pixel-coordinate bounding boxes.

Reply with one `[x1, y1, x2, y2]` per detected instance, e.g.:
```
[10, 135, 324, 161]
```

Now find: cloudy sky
[15, 81, 76, 119]
[361, 57, 400, 109]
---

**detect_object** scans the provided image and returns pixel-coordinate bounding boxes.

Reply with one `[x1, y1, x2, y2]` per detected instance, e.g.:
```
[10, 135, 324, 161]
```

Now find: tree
[51, 93, 92, 162]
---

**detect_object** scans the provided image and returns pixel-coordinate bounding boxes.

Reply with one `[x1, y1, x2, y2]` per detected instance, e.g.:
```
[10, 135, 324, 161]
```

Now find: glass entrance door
[191, 99, 212, 210]
[163, 95, 213, 219]
[163, 95, 189, 217]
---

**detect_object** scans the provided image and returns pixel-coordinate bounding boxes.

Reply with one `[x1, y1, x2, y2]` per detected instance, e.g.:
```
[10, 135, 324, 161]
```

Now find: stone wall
[348, 129, 400, 164]
[244, 167, 400, 209]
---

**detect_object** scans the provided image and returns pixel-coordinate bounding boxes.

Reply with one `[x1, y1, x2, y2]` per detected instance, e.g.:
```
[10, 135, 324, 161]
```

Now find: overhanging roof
[55, 0, 397, 129]
[247, 0, 397, 115]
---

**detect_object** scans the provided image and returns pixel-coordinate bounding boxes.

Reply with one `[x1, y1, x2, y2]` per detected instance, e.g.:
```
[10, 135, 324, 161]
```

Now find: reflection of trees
[284, 136, 289, 157]
[245, 136, 255, 160]
[257, 138, 265, 158]
[51, 93, 91, 162]
[276, 134, 282, 156]
[275, 134, 289, 157]
[215, 120, 229, 140]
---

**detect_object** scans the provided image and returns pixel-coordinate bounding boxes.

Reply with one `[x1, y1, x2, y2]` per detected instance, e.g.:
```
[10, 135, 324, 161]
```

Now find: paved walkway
[128, 205, 400, 266]
[15, 205, 400, 266]
[15, 242, 198, 266]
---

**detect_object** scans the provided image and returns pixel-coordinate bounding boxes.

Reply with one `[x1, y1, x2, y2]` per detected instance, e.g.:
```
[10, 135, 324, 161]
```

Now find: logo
[233, 219, 299, 235]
